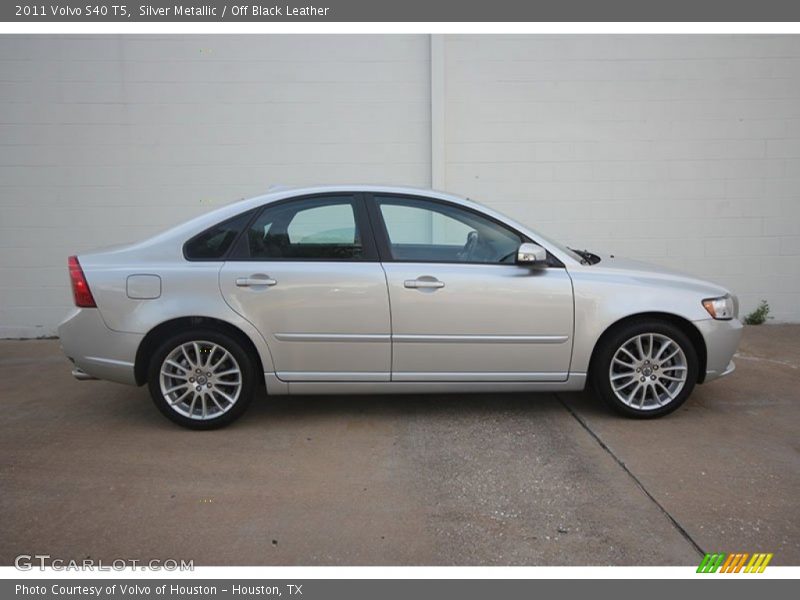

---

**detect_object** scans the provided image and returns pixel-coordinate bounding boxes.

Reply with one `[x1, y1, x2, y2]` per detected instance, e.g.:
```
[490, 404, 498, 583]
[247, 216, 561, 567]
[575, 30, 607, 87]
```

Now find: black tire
[147, 329, 256, 429]
[591, 319, 698, 419]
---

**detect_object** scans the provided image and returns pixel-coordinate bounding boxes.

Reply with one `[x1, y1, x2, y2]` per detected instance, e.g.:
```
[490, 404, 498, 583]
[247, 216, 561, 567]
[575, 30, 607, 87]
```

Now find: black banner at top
[4, 0, 800, 22]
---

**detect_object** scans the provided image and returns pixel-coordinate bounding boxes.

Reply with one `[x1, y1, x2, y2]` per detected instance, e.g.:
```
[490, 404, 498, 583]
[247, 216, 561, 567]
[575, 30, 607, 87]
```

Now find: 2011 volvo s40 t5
[59, 186, 742, 429]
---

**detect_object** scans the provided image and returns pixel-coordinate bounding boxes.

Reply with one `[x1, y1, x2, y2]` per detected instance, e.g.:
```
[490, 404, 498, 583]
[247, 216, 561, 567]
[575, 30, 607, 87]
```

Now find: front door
[220, 194, 391, 381]
[370, 194, 574, 382]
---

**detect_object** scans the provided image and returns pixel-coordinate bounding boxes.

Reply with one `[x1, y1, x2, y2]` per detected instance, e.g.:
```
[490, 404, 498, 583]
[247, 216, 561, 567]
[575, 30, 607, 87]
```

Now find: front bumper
[719, 360, 736, 378]
[58, 308, 143, 385]
[694, 318, 743, 383]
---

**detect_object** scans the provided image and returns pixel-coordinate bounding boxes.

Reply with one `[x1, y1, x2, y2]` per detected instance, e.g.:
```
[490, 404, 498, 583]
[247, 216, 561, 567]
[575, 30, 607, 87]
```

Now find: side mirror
[516, 242, 547, 266]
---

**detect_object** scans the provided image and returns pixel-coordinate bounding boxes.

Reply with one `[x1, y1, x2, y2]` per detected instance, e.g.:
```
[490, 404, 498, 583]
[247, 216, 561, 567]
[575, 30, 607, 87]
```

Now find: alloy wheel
[608, 333, 688, 411]
[159, 340, 242, 420]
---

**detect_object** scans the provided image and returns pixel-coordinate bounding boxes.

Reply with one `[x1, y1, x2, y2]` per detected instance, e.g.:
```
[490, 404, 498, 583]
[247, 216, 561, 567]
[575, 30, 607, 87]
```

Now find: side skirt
[264, 372, 587, 396]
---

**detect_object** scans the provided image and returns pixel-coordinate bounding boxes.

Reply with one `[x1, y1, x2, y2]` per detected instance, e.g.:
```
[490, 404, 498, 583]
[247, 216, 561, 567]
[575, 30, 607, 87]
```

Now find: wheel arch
[134, 316, 266, 386]
[587, 312, 708, 384]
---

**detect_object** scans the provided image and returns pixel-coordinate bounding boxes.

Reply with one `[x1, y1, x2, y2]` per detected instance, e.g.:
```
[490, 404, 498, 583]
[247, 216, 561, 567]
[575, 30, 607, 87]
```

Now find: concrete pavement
[0, 325, 797, 565]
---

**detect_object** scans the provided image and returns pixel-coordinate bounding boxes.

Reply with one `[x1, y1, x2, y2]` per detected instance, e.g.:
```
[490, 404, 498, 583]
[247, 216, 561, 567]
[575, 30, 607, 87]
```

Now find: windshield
[567, 247, 602, 265]
[440, 195, 600, 265]
[531, 230, 590, 263]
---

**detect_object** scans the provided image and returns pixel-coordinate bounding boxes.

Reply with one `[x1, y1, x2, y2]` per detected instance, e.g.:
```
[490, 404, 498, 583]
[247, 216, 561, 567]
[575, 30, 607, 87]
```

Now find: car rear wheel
[147, 329, 256, 429]
[591, 320, 698, 418]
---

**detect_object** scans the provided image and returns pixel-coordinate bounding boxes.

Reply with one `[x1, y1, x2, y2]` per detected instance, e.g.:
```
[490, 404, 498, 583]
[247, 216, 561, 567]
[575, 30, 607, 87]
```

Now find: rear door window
[235, 195, 373, 261]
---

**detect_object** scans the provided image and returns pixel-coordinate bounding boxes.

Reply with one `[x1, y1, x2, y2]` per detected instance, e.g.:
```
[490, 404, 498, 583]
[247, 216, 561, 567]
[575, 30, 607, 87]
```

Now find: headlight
[702, 295, 735, 320]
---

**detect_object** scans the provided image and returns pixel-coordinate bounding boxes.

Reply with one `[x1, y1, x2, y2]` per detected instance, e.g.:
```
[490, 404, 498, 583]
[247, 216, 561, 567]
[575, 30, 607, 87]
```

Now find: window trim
[226, 192, 379, 263]
[365, 193, 564, 268]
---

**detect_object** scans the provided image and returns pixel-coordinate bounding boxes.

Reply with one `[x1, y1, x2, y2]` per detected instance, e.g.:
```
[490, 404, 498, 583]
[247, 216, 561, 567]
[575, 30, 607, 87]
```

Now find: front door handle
[404, 277, 445, 290]
[236, 275, 277, 287]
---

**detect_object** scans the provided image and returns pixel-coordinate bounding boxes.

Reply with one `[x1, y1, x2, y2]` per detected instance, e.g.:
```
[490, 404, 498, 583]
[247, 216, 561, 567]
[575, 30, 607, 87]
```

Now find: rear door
[219, 194, 391, 382]
[368, 194, 574, 381]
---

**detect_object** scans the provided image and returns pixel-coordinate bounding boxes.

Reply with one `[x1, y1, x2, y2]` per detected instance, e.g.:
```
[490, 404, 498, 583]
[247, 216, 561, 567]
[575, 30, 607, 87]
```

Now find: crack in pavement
[734, 352, 798, 370]
[555, 393, 706, 559]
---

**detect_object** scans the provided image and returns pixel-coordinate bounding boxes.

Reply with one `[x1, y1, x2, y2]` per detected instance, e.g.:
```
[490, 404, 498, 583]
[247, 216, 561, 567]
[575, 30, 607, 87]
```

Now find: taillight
[68, 256, 96, 308]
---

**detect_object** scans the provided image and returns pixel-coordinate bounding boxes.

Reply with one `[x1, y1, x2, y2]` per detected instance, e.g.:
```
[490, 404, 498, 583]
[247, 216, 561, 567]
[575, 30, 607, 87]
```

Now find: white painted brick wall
[0, 35, 431, 337]
[2, 34, 800, 336]
[443, 35, 800, 322]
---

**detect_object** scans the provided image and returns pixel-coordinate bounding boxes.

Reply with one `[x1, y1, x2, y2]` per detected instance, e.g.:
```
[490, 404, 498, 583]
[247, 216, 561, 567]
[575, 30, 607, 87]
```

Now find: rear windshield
[183, 210, 255, 260]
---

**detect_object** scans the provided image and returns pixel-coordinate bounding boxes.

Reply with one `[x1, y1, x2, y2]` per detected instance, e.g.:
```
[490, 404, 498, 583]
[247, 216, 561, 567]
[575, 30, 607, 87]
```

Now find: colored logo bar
[697, 553, 773, 573]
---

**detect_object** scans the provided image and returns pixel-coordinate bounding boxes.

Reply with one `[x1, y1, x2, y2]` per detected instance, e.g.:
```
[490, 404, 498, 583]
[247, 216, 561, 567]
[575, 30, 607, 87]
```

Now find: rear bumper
[58, 308, 142, 385]
[694, 318, 743, 383]
[72, 367, 98, 381]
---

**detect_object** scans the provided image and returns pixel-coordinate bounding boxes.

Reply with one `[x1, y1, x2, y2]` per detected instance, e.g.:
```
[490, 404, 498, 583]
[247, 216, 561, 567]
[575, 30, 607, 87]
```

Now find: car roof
[207, 184, 489, 225]
[249, 184, 474, 204]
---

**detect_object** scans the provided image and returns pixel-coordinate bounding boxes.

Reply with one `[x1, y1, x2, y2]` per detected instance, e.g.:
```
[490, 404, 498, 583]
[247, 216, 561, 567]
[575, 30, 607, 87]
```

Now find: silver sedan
[59, 186, 742, 429]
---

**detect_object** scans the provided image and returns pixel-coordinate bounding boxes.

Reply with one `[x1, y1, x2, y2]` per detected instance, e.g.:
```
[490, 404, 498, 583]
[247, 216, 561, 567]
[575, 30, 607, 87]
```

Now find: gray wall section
[0, 35, 432, 337]
[1, 34, 800, 336]
[441, 35, 800, 322]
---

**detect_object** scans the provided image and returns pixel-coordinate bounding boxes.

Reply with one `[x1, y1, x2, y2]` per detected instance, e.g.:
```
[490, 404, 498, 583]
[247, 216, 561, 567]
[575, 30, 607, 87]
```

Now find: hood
[587, 253, 731, 297]
[598, 254, 693, 277]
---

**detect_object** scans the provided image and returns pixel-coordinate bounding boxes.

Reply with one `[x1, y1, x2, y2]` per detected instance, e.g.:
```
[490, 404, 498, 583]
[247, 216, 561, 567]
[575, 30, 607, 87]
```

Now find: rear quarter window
[183, 210, 255, 260]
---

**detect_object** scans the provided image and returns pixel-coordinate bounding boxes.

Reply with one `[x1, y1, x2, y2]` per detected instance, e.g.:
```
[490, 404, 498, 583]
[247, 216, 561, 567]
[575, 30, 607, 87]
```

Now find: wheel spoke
[637, 385, 646, 408]
[655, 380, 674, 402]
[611, 372, 635, 381]
[193, 342, 204, 367]
[188, 394, 199, 416]
[206, 345, 217, 366]
[209, 392, 226, 411]
[650, 385, 664, 406]
[614, 378, 637, 392]
[217, 380, 241, 388]
[659, 348, 680, 364]
[165, 359, 189, 372]
[619, 346, 638, 362]
[170, 388, 192, 406]
[625, 382, 641, 403]
[214, 368, 239, 377]
[659, 374, 685, 382]
[180, 346, 194, 368]
[653, 340, 671, 362]
[210, 350, 230, 370]
[162, 370, 188, 379]
[214, 388, 236, 404]
[164, 382, 188, 394]
[635, 336, 645, 360]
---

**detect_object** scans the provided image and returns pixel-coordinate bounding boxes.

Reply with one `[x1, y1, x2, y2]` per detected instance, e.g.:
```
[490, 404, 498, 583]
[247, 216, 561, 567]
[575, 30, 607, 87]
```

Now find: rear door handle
[236, 276, 277, 287]
[404, 277, 445, 289]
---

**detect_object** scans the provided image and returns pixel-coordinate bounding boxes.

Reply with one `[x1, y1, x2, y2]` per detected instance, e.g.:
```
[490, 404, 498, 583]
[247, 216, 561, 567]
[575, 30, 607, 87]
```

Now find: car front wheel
[592, 321, 698, 418]
[147, 329, 256, 429]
